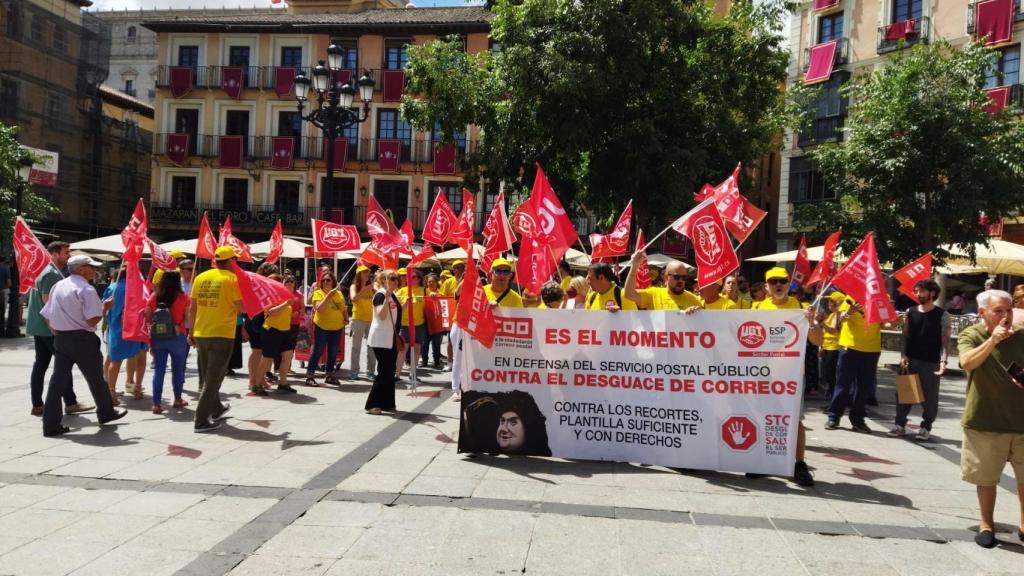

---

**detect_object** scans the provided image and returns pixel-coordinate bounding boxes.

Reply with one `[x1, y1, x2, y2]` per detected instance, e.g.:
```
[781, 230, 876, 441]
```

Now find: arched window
[126, 25, 136, 42]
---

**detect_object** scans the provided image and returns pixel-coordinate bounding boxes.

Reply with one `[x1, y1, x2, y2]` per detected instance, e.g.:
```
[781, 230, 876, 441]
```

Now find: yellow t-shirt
[822, 312, 840, 351]
[351, 286, 373, 322]
[440, 276, 461, 297]
[396, 286, 427, 326]
[702, 296, 738, 310]
[312, 289, 346, 331]
[560, 276, 572, 292]
[586, 286, 639, 311]
[483, 284, 524, 308]
[190, 268, 241, 339]
[522, 291, 541, 308]
[838, 301, 881, 352]
[636, 287, 701, 310]
[752, 296, 804, 310]
[263, 304, 291, 331]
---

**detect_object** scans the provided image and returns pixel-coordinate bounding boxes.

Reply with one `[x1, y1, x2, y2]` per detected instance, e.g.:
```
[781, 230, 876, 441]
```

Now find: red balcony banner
[274, 67, 297, 98]
[813, 0, 839, 11]
[378, 139, 401, 172]
[166, 133, 190, 166]
[884, 19, 916, 41]
[984, 86, 1012, 114]
[325, 138, 348, 170]
[332, 69, 352, 90]
[976, 0, 1015, 46]
[222, 66, 244, 99]
[169, 66, 193, 98]
[271, 136, 295, 170]
[433, 142, 457, 175]
[804, 40, 838, 85]
[219, 135, 243, 169]
[383, 69, 405, 102]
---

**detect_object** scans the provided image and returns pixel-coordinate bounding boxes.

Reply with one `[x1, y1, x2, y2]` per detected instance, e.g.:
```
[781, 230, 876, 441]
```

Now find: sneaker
[851, 422, 872, 434]
[350, 371, 361, 381]
[793, 461, 815, 487]
[824, 420, 839, 430]
[194, 420, 222, 433]
[276, 385, 297, 395]
[915, 428, 931, 442]
[212, 404, 231, 421]
[452, 392, 462, 402]
[65, 403, 95, 414]
[366, 371, 376, 381]
[888, 425, 906, 437]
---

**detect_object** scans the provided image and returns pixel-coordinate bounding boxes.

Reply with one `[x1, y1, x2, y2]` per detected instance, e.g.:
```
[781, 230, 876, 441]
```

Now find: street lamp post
[16, 153, 33, 215]
[293, 46, 374, 222]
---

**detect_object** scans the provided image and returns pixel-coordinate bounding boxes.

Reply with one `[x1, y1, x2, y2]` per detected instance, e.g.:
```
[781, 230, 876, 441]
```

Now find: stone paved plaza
[0, 337, 1021, 576]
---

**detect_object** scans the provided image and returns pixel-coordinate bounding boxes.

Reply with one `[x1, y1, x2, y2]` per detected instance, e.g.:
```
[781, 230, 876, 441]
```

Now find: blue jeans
[826, 348, 880, 426]
[307, 326, 341, 375]
[151, 333, 188, 405]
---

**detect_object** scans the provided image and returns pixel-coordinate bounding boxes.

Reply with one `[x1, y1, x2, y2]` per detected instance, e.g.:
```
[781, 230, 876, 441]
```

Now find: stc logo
[495, 316, 533, 339]
[737, 321, 766, 349]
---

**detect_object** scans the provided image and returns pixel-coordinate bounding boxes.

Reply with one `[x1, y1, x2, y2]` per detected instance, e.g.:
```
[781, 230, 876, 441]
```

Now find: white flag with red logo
[147, 238, 177, 272]
[456, 251, 497, 348]
[481, 191, 515, 273]
[13, 217, 51, 294]
[806, 229, 841, 287]
[693, 164, 766, 245]
[422, 191, 458, 247]
[121, 198, 148, 262]
[635, 229, 651, 290]
[266, 220, 284, 264]
[229, 260, 294, 318]
[671, 198, 740, 290]
[830, 233, 896, 324]
[893, 253, 932, 303]
[449, 189, 477, 250]
[311, 219, 360, 253]
[590, 200, 632, 259]
[366, 195, 409, 254]
[218, 215, 253, 262]
[197, 212, 217, 261]
[792, 234, 811, 287]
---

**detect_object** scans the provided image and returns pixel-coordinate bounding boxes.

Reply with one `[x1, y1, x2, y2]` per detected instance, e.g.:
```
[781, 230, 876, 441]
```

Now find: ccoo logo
[737, 321, 766, 349]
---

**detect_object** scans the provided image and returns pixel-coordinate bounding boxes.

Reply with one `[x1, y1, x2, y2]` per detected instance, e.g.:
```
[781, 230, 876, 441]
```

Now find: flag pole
[640, 221, 677, 253]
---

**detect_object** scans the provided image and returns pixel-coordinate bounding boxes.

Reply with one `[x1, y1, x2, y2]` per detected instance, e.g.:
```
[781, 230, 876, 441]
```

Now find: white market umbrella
[747, 245, 840, 263]
[942, 239, 1024, 276]
[435, 243, 486, 261]
[249, 237, 311, 259]
[619, 253, 694, 270]
[69, 234, 134, 255]
[159, 239, 197, 255]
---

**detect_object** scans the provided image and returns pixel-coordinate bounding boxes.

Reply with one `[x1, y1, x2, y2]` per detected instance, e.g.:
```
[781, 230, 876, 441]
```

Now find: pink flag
[590, 200, 632, 259]
[422, 191, 458, 247]
[449, 189, 477, 250]
[311, 219, 360, 252]
[197, 212, 217, 261]
[229, 261, 294, 318]
[122, 260, 151, 344]
[671, 199, 740, 290]
[893, 253, 932, 303]
[13, 217, 50, 294]
[218, 215, 253, 263]
[830, 233, 896, 324]
[792, 234, 812, 287]
[266, 220, 284, 265]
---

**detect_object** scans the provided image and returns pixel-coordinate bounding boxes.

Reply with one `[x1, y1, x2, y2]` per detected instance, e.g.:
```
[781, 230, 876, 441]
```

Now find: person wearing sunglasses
[624, 250, 701, 311]
[366, 270, 403, 415]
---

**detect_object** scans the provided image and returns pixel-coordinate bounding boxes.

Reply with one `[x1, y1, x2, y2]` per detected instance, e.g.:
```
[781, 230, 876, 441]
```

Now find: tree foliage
[402, 0, 795, 227]
[795, 41, 1024, 266]
[0, 123, 54, 249]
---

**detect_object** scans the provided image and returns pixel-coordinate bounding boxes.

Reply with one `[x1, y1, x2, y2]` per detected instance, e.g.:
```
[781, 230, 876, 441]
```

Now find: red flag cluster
[806, 229, 842, 287]
[671, 199, 740, 290]
[218, 216, 253, 262]
[481, 191, 515, 273]
[590, 201, 632, 260]
[512, 165, 578, 294]
[830, 233, 896, 324]
[693, 164, 766, 245]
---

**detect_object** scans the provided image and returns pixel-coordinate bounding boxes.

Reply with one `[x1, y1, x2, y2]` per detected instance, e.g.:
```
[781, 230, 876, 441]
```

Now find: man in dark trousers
[889, 279, 950, 441]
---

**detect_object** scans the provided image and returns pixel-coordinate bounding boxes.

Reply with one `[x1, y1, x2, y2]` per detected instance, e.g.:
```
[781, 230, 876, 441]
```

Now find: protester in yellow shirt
[305, 272, 347, 386]
[819, 291, 844, 400]
[585, 262, 638, 311]
[441, 260, 465, 296]
[698, 279, 738, 310]
[395, 269, 429, 382]
[348, 265, 376, 380]
[558, 261, 573, 292]
[624, 250, 700, 311]
[825, 290, 892, 432]
[260, 273, 297, 394]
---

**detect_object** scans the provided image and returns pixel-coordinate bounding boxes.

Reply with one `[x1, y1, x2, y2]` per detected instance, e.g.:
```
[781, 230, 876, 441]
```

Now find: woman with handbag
[365, 270, 402, 415]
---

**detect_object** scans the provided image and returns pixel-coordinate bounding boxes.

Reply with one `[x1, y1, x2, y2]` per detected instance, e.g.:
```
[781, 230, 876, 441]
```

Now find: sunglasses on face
[493, 269, 513, 277]
[768, 278, 789, 285]
[667, 274, 687, 282]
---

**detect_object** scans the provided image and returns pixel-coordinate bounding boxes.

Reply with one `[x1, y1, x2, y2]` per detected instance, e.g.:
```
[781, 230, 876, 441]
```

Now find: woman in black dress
[365, 270, 402, 414]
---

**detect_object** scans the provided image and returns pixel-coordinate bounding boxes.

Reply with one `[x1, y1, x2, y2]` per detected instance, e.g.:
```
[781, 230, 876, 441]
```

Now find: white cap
[67, 255, 102, 269]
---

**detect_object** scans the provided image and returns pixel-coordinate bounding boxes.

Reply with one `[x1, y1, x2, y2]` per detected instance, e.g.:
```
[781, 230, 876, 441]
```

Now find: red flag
[266, 220, 284, 265]
[121, 198, 147, 262]
[449, 189, 477, 249]
[806, 229, 842, 287]
[830, 233, 896, 324]
[147, 238, 177, 272]
[671, 198, 740, 290]
[456, 251, 497, 348]
[511, 201, 556, 295]
[635, 229, 651, 290]
[122, 260, 150, 344]
[378, 139, 401, 172]
[590, 200, 632, 259]
[197, 212, 217, 261]
[792, 234, 812, 287]
[530, 164, 578, 256]
[361, 241, 399, 270]
[410, 244, 436, 267]
[481, 191, 516, 273]
[399, 220, 415, 248]
[166, 134, 190, 166]
[365, 195, 408, 254]
[893, 253, 932, 303]
[228, 261, 294, 318]
[221, 66, 244, 99]
[218, 215, 253, 263]
[311, 219, 360, 253]
[13, 217, 51, 294]
[694, 164, 766, 244]
[422, 191, 458, 247]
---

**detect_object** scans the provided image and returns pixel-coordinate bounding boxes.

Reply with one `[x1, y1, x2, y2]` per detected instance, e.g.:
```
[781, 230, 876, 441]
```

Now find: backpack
[150, 303, 178, 339]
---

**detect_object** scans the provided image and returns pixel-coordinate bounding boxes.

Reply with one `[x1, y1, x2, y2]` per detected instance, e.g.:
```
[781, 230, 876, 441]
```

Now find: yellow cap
[490, 257, 512, 270]
[829, 291, 846, 303]
[451, 259, 465, 267]
[765, 267, 789, 281]
[169, 249, 186, 259]
[356, 265, 369, 273]
[397, 267, 407, 275]
[214, 245, 237, 261]
[441, 270, 453, 278]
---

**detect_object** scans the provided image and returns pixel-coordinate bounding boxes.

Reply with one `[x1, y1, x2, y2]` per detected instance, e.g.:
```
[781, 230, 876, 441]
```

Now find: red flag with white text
[590, 200, 633, 259]
[422, 191, 458, 247]
[365, 195, 409, 254]
[893, 253, 933, 303]
[147, 238, 177, 272]
[792, 234, 812, 287]
[693, 164, 766, 244]
[806, 229, 842, 287]
[229, 261, 294, 318]
[121, 198, 147, 261]
[122, 260, 150, 344]
[266, 220, 284, 264]
[456, 251, 497, 348]
[830, 233, 896, 324]
[635, 229, 651, 290]
[13, 217, 51, 294]
[218, 215, 253, 263]
[311, 219, 360, 253]
[530, 164, 578, 256]
[671, 198, 740, 289]
[197, 212, 217, 261]
[481, 191, 515, 273]
[449, 189, 477, 249]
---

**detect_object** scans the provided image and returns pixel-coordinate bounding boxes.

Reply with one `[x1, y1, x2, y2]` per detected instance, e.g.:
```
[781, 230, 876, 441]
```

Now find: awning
[804, 40, 838, 85]
[248, 237, 310, 259]
[983, 85, 1012, 114]
[976, 0, 1015, 46]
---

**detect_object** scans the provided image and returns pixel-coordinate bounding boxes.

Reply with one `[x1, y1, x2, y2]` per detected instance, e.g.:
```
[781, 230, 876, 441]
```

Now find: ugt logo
[737, 321, 766, 349]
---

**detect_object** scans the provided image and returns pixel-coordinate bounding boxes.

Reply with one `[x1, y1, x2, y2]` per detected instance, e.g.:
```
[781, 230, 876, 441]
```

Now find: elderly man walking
[39, 255, 127, 436]
[956, 289, 1024, 548]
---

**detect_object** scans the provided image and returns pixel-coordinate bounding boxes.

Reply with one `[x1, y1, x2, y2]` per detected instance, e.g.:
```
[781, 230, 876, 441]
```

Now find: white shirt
[40, 273, 103, 332]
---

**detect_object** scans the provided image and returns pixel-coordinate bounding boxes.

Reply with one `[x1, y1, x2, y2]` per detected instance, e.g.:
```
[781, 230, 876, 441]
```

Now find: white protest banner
[459, 309, 807, 476]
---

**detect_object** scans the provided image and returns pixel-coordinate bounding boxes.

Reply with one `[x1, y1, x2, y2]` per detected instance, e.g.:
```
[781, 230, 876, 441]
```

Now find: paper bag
[896, 372, 924, 404]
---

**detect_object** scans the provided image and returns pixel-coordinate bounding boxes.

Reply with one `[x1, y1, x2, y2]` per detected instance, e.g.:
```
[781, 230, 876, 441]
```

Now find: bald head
[664, 262, 689, 295]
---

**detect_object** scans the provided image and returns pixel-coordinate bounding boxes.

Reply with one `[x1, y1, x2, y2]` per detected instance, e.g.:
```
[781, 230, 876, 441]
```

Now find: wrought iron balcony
[877, 16, 931, 54]
[802, 37, 850, 73]
[797, 115, 845, 148]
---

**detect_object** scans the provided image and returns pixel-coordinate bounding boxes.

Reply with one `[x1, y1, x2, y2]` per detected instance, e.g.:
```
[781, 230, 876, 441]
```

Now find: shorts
[960, 428, 1024, 486]
[262, 327, 295, 360]
[400, 323, 429, 346]
[246, 314, 264, 350]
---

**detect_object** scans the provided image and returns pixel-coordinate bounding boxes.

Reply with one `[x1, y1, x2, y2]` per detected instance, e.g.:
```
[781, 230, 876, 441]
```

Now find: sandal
[304, 377, 319, 387]
[131, 383, 143, 400]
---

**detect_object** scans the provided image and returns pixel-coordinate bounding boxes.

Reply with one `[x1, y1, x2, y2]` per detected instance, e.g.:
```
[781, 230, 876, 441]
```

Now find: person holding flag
[394, 268, 428, 383]
[102, 264, 149, 403]
[624, 250, 701, 311]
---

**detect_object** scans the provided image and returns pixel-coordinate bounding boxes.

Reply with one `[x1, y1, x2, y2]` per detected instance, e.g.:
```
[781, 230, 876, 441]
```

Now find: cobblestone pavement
[0, 337, 1021, 576]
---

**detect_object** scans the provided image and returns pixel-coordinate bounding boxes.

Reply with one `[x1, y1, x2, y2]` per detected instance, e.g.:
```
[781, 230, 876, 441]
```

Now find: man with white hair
[957, 289, 1024, 548]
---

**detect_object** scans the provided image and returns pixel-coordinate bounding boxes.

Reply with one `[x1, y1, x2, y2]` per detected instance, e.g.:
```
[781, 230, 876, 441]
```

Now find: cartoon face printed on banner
[317, 223, 357, 252]
[692, 215, 725, 266]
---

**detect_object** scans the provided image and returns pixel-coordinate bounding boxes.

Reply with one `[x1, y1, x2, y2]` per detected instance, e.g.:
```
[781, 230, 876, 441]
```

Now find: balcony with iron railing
[797, 115, 845, 147]
[968, 0, 1024, 34]
[154, 65, 402, 95]
[155, 65, 214, 88]
[148, 201, 433, 233]
[802, 37, 850, 73]
[877, 15, 931, 54]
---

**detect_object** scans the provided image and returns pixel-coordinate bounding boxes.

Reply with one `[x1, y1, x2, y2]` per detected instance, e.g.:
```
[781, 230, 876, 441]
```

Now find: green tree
[795, 41, 1024, 266]
[401, 0, 795, 225]
[0, 123, 54, 249]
